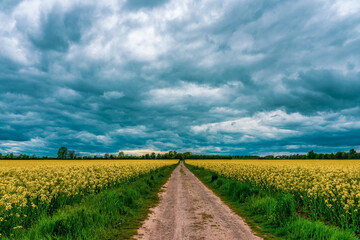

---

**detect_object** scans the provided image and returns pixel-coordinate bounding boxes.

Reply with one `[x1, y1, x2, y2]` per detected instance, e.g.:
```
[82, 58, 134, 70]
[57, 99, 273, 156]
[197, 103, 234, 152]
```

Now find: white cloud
[146, 82, 230, 105]
[182, 146, 225, 154]
[56, 87, 81, 99]
[0, 109, 43, 125]
[125, 26, 171, 61]
[0, 12, 33, 65]
[115, 126, 147, 135]
[75, 131, 112, 144]
[192, 109, 360, 142]
[191, 110, 305, 140]
[119, 149, 166, 156]
[0, 138, 45, 153]
[102, 91, 124, 100]
[0, 36, 31, 65]
[209, 107, 245, 115]
[285, 144, 316, 150]
[332, 0, 360, 17]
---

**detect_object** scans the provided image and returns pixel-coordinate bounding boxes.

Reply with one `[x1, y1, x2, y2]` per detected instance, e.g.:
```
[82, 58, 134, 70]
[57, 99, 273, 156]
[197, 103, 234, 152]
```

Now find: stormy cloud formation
[1, 0, 360, 156]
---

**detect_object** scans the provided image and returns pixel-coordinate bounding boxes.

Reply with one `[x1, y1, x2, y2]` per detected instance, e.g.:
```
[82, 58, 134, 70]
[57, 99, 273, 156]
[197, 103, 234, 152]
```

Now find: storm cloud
[1, 0, 360, 156]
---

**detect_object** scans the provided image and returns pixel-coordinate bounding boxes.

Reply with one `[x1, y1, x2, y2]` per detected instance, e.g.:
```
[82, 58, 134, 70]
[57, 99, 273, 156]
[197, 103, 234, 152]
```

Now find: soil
[134, 162, 262, 240]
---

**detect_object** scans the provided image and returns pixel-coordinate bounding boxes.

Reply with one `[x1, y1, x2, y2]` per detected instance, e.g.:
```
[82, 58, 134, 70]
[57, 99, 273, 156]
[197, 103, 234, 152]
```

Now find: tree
[118, 151, 125, 159]
[307, 150, 316, 159]
[183, 152, 192, 159]
[151, 152, 156, 159]
[175, 152, 184, 160]
[104, 153, 110, 159]
[68, 150, 76, 159]
[336, 151, 345, 159]
[57, 147, 68, 159]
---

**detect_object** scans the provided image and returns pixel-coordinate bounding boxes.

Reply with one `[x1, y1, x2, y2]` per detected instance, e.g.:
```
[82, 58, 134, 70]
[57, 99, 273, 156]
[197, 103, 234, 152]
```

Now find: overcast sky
[1, 0, 360, 156]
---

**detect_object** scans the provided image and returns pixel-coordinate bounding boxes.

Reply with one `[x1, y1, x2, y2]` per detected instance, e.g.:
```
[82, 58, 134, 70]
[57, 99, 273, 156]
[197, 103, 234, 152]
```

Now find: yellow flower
[0, 159, 178, 231]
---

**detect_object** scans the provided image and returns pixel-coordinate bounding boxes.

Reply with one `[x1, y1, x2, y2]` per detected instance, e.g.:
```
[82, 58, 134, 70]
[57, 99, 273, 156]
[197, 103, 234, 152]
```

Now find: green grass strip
[8, 164, 177, 240]
[186, 163, 359, 240]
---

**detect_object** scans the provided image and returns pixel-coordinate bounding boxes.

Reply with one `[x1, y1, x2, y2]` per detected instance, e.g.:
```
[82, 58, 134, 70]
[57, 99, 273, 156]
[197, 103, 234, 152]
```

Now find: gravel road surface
[134, 162, 262, 240]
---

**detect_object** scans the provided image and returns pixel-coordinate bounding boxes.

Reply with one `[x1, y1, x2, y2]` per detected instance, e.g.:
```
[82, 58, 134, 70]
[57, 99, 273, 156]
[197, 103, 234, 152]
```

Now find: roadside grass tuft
[273, 193, 297, 227]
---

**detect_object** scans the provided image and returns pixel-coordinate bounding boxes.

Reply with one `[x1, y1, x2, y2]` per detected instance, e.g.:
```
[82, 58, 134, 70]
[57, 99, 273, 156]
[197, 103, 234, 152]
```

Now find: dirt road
[134, 162, 262, 240]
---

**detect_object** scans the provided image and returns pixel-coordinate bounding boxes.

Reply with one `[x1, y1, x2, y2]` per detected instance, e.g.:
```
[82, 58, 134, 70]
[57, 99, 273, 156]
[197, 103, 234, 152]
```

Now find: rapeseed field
[187, 160, 360, 233]
[0, 160, 177, 237]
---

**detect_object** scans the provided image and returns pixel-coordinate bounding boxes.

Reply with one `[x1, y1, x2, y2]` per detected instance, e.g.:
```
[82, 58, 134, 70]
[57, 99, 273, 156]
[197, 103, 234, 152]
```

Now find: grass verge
[186, 163, 359, 240]
[7, 163, 177, 240]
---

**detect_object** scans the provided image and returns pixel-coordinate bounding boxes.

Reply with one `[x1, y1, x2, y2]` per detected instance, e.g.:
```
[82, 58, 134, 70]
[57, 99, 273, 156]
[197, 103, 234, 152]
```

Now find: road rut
[134, 162, 262, 240]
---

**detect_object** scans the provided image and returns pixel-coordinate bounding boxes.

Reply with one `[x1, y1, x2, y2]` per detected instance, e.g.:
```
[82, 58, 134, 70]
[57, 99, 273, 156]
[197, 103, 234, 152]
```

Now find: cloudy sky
[1, 0, 360, 156]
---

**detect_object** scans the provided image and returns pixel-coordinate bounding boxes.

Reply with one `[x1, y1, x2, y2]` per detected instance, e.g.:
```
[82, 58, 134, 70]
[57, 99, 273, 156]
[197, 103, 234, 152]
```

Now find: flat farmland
[2, 159, 359, 239]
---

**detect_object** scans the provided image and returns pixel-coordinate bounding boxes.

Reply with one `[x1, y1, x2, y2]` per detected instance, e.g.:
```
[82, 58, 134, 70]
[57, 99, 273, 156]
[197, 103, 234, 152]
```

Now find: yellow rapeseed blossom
[0, 159, 177, 228]
[187, 159, 360, 215]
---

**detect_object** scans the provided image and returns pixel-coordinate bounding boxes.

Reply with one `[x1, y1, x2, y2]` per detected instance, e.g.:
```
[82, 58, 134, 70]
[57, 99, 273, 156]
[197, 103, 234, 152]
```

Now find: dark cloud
[0, 0, 360, 156]
[124, 0, 170, 10]
[260, 69, 360, 114]
[0, 0, 22, 11]
[0, 128, 28, 141]
[30, 7, 92, 52]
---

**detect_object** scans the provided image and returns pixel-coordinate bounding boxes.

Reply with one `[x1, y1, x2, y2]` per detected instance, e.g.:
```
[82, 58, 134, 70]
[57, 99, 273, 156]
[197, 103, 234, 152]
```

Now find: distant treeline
[57, 148, 231, 160]
[234, 149, 360, 160]
[232, 155, 261, 159]
[0, 148, 230, 160]
[0, 153, 52, 160]
[259, 149, 360, 160]
[0, 148, 359, 160]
